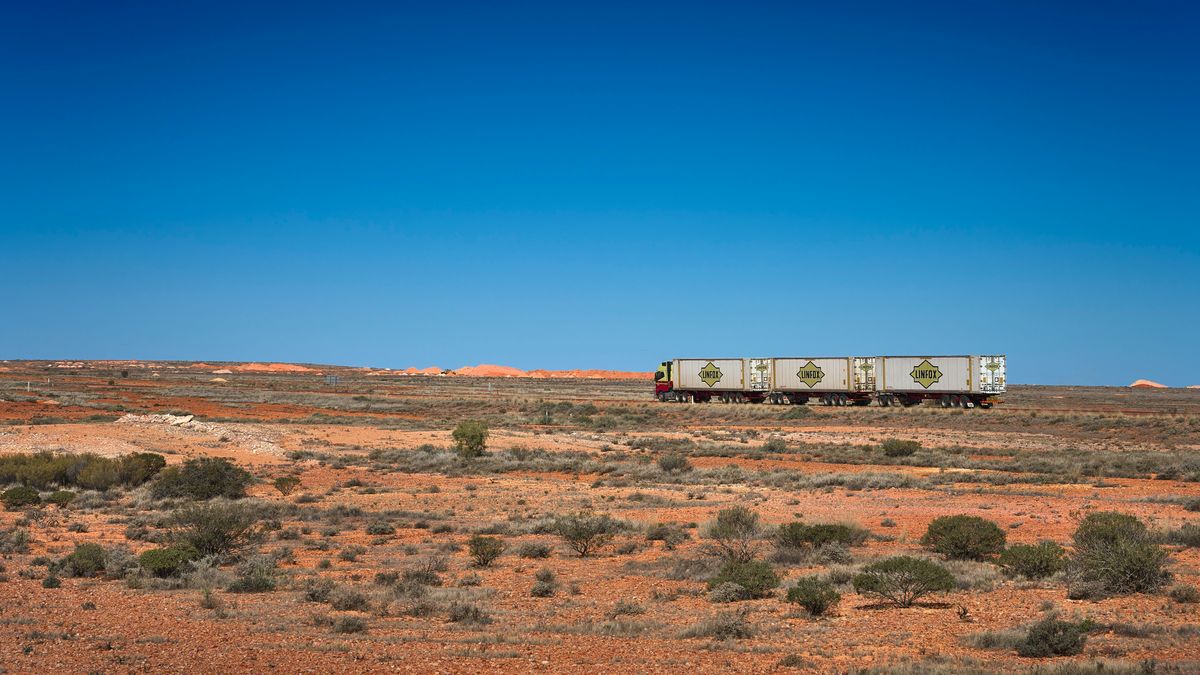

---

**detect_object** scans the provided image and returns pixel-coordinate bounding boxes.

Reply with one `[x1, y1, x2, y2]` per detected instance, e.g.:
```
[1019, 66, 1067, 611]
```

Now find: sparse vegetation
[273, 476, 301, 496]
[152, 457, 253, 500]
[881, 438, 920, 457]
[921, 515, 1006, 560]
[467, 535, 506, 567]
[1068, 511, 1169, 597]
[452, 420, 489, 459]
[786, 576, 841, 616]
[704, 506, 762, 563]
[852, 556, 956, 607]
[1016, 616, 1088, 657]
[554, 512, 618, 557]
[998, 542, 1066, 579]
[707, 560, 779, 599]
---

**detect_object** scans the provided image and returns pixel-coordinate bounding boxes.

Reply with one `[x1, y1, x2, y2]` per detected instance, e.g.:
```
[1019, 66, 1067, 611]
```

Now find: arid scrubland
[1, 362, 1199, 673]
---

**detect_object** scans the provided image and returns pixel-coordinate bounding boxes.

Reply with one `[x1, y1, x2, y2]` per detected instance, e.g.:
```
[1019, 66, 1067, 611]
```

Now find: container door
[852, 357, 877, 392]
[978, 355, 1006, 393]
[747, 359, 772, 390]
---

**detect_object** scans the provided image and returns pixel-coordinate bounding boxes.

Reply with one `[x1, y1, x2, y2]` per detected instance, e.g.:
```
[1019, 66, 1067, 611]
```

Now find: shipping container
[878, 355, 1007, 395]
[673, 358, 746, 392]
[773, 357, 852, 392]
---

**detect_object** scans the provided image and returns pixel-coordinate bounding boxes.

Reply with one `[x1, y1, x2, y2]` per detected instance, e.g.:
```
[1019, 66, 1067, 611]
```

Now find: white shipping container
[773, 357, 852, 392]
[879, 356, 971, 393]
[878, 355, 1006, 394]
[674, 358, 746, 391]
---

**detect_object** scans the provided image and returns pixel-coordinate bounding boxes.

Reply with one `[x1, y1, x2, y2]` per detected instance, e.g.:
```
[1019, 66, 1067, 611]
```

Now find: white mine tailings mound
[1129, 379, 1167, 388]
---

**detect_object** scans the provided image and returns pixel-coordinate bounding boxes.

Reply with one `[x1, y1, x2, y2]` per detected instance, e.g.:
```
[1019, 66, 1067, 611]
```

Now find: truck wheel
[940, 395, 951, 408]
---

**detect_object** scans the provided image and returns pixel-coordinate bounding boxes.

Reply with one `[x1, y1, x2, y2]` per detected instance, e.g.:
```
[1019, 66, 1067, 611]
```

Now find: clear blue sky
[2, 1, 1197, 385]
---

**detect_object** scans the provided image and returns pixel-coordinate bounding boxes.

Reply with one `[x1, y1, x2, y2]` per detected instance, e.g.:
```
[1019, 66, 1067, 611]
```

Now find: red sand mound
[403, 367, 443, 375]
[527, 369, 653, 380]
[453, 364, 527, 377]
[1129, 379, 1167, 388]
[231, 363, 320, 374]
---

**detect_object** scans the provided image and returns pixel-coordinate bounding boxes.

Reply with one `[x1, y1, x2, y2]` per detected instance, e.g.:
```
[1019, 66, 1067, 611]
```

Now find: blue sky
[2, 1, 1197, 385]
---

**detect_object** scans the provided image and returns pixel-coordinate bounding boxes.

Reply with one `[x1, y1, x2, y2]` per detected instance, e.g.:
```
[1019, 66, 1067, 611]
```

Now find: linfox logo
[698, 362, 723, 387]
[986, 362, 1001, 372]
[797, 361, 825, 388]
[910, 359, 943, 389]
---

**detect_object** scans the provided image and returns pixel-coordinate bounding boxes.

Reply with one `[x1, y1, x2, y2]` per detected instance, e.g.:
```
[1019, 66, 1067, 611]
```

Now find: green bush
[170, 501, 263, 557]
[60, 543, 106, 577]
[704, 506, 762, 563]
[1069, 511, 1169, 596]
[657, 454, 692, 473]
[452, 420, 489, 459]
[516, 541, 553, 558]
[708, 560, 779, 599]
[554, 512, 618, 557]
[152, 458, 253, 500]
[762, 437, 788, 453]
[708, 581, 751, 602]
[226, 555, 277, 593]
[998, 542, 1066, 579]
[1167, 583, 1198, 603]
[1016, 616, 1087, 657]
[0, 451, 164, 491]
[139, 545, 200, 578]
[1, 485, 40, 510]
[273, 476, 301, 496]
[880, 438, 920, 457]
[467, 535, 506, 567]
[46, 490, 76, 507]
[333, 616, 367, 634]
[1163, 523, 1200, 548]
[921, 515, 1006, 560]
[42, 575, 62, 588]
[786, 576, 841, 616]
[365, 521, 395, 536]
[777, 522, 869, 549]
[852, 556, 956, 607]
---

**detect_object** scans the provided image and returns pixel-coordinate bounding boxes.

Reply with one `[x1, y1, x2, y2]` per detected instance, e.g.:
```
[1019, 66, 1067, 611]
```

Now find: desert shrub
[708, 560, 779, 599]
[365, 521, 395, 536]
[467, 535, 506, 567]
[333, 616, 368, 634]
[170, 500, 263, 557]
[1185, 498, 1200, 513]
[273, 476, 301, 496]
[531, 568, 558, 597]
[852, 556, 956, 607]
[1016, 616, 1087, 657]
[658, 454, 692, 473]
[103, 546, 139, 579]
[329, 586, 371, 611]
[451, 420, 489, 459]
[152, 458, 253, 500]
[42, 575, 62, 588]
[139, 545, 200, 577]
[762, 437, 788, 453]
[704, 506, 762, 563]
[1069, 511, 1169, 596]
[0, 451, 164, 490]
[708, 581, 751, 603]
[645, 523, 689, 550]
[2, 486, 40, 510]
[921, 515, 1006, 560]
[554, 512, 618, 557]
[786, 576, 841, 616]
[777, 522, 869, 549]
[226, 554, 277, 593]
[46, 490, 76, 507]
[516, 541, 552, 558]
[680, 608, 753, 640]
[1162, 523, 1200, 547]
[447, 601, 492, 625]
[303, 577, 337, 602]
[998, 542, 1066, 579]
[1167, 583, 1198, 603]
[60, 543, 106, 578]
[0, 527, 31, 554]
[880, 438, 920, 457]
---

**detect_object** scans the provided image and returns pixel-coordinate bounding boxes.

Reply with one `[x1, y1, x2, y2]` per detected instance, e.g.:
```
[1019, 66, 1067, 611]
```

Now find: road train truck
[654, 355, 1005, 408]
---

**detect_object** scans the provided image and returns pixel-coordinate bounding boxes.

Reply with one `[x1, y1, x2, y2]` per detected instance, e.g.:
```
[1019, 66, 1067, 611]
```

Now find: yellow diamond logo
[698, 362, 723, 387]
[910, 359, 943, 389]
[860, 362, 874, 372]
[986, 362, 1000, 372]
[796, 361, 825, 388]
